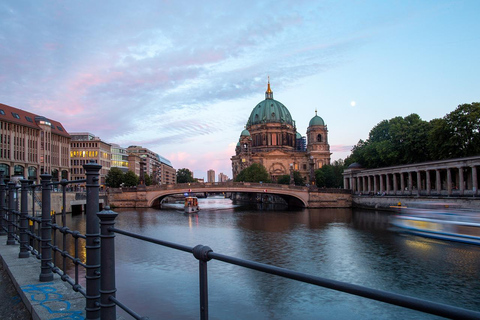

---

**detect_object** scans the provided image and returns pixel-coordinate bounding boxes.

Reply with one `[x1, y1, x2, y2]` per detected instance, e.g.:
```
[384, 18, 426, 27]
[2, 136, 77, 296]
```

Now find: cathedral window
[317, 134, 322, 142]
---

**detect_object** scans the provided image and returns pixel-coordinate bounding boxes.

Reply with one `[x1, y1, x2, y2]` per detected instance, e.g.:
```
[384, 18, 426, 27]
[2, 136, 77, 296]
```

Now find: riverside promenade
[0, 234, 86, 320]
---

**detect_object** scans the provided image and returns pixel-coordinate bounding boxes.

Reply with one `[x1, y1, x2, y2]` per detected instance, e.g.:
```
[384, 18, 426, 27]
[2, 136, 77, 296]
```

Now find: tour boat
[390, 203, 480, 245]
[184, 196, 199, 213]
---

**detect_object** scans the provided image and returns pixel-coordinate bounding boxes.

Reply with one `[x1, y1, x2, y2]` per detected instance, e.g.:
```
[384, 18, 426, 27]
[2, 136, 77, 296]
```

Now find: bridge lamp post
[290, 163, 294, 185]
[309, 156, 316, 189]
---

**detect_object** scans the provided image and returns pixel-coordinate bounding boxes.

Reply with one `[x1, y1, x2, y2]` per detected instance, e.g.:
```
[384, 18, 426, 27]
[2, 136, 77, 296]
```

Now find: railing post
[39, 174, 53, 281]
[0, 171, 6, 236]
[19, 179, 30, 258]
[193, 245, 213, 320]
[97, 206, 118, 320]
[84, 161, 102, 320]
[6, 182, 16, 245]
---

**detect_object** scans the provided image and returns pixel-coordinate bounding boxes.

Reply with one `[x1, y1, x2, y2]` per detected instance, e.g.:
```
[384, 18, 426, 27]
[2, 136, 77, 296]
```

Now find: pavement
[0, 234, 86, 320]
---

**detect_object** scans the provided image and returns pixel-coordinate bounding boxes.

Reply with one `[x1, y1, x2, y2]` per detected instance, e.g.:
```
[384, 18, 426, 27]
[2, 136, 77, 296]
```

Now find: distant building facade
[70, 132, 111, 185]
[207, 169, 215, 183]
[218, 172, 228, 182]
[231, 81, 331, 183]
[126, 145, 176, 184]
[0, 103, 71, 183]
[110, 143, 129, 172]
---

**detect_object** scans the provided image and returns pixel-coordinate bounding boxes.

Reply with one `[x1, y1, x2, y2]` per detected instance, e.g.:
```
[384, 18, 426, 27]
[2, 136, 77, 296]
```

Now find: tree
[144, 174, 153, 186]
[277, 171, 305, 185]
[124, 170, 139, 187]
[234, 163, 271, 183]
[105, 167, 124, 188]
[176, 168, 196, 183]
[315, 161, 345, 188]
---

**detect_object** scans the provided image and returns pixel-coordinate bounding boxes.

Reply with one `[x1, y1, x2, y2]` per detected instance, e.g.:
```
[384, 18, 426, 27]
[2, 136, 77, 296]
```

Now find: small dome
[236, 142, 240, 147]
[348, 162, 363, 169]
[240, 129, 250, 136]
[295, 132, 302, 139]
[309, 114, 325, 126]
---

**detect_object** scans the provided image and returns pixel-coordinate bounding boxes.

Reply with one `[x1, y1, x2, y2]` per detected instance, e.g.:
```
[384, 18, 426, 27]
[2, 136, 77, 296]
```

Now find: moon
[350, 101, 356, 107]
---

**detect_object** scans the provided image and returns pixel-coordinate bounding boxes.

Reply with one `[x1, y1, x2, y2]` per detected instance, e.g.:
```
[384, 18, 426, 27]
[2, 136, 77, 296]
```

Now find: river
[67, 196, 480, 319]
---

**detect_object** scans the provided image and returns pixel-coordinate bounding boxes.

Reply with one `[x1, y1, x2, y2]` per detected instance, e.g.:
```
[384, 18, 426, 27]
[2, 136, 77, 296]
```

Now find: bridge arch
[144, 183, 310, 208]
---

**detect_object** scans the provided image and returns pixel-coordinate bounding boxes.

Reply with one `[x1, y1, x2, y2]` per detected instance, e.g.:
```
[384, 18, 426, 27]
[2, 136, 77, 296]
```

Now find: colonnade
[343, 156, 480, 197]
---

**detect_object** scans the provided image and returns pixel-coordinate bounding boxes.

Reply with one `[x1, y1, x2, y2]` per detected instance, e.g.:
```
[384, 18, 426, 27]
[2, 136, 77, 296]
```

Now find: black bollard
[39, 174, 53, 281]
[98, 206, 118, 320]
[18, 179, 30, 258]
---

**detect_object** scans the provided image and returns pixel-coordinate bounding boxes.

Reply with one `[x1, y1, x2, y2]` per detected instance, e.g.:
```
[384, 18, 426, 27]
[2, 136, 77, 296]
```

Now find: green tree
[176, 168, 196, 183]
[442, 103, 480, 158]
[144, 174, 153, 186]
[315, 161, 345, 188]
[234, 163, 271, 182]
[124, 170, 139, 187]
[105, 167, 124, 188]
[276, 171, 305, 185]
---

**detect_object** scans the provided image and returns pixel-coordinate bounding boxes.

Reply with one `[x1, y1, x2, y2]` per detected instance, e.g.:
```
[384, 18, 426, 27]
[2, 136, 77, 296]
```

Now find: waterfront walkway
[0, 234, 86, 320]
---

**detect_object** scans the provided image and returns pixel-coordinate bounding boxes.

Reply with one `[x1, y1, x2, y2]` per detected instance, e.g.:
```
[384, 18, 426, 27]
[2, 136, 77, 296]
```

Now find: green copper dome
[309, 111, 325, 126]
[240, 129, 250, 136]
[246, 81, 294, 127]
[295, 132, 302, 139]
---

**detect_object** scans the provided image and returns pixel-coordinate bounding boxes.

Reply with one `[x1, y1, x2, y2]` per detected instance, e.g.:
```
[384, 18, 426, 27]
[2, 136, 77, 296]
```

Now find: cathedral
[231, 80, 331, 183]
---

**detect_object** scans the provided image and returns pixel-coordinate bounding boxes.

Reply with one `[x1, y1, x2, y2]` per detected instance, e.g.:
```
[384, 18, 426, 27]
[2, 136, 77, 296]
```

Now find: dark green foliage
[346, 103, 480, 168]
[277, 171, 305, 186]
[105, 167, 124, 188]
[176, 168, 196, 183]
[144, 174, 153, 186]
[124, 170, 139, 187]
[315, 160, 345, 188]
[234, 163, 271, 182]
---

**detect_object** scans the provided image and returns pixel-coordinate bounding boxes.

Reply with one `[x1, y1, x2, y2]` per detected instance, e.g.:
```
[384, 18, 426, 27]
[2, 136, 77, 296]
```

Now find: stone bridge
[108, 182, 351, 209]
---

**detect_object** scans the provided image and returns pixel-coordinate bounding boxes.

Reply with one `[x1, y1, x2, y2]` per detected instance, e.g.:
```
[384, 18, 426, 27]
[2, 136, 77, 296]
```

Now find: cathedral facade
[231, 81, 331, 183]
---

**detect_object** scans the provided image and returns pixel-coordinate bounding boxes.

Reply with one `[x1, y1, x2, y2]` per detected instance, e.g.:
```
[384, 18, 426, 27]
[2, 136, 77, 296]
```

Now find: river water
[67, 196, 480, 319]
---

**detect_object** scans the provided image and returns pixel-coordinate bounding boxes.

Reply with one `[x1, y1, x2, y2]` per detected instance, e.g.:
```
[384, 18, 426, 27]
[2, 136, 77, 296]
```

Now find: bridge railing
[2, 165, 480, 319]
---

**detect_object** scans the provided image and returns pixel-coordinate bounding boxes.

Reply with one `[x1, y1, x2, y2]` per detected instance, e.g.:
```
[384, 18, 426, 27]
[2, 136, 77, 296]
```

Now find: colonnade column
[436, 170, 441, 194]
[426, 170, 431, 195]
[408, 172, 413, 195]
[447, 168, 452, 196]
[386, 174, 390, 194]
[400, 173, 405, 195]
[380, 174, 384, 194]
[473, 166, 478, 196]
[458, 167, 465, 196]
[393, 174, 397, 194]
[374, 175, 378, 194]
[367, 176, 371, 193]
[344, 177, 348, 190]
[416, 171, 421, 195]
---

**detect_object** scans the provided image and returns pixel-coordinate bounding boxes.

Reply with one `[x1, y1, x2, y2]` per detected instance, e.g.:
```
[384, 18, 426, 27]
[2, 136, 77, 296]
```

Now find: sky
[1, 1, 479, 180]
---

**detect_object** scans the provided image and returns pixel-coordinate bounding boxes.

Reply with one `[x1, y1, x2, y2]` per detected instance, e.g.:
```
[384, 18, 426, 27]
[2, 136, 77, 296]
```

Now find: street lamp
[290, 163, 294, 185]
[309, 156, 315, 189]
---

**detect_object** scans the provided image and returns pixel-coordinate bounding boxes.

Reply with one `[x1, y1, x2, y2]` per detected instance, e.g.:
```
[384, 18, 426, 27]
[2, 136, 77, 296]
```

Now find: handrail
[107, 226, 480, 320]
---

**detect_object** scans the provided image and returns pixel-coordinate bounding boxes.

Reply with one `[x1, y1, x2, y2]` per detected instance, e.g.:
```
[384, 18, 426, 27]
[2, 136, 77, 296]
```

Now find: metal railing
[1, 164, 480, 319]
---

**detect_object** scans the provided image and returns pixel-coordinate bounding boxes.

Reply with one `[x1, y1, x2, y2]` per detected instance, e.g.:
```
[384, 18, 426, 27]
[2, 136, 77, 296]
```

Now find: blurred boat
[390, 202, 480, 245]
[184, 196, 199, 213]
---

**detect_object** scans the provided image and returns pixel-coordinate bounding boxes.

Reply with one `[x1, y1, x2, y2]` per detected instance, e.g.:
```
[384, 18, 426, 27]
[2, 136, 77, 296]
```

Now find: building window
[11, 112, 20, 119]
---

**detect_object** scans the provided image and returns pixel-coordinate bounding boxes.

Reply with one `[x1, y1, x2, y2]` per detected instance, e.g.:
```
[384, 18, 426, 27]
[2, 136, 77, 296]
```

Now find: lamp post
[309, 156, 316, 190]
[290, 163, 294, 185]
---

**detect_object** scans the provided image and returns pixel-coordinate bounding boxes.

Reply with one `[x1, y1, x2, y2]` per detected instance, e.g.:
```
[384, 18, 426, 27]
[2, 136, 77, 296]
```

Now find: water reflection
[62, 197, 480, 319]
